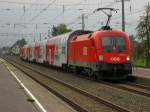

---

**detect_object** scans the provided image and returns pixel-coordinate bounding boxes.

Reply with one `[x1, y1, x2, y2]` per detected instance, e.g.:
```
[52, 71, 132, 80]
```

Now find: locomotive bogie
[94, 62, 132, 80]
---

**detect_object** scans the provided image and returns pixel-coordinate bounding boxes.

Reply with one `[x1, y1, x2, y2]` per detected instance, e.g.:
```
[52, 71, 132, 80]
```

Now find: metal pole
[122, 0, 125, 31]
[82, 13, 85, 30]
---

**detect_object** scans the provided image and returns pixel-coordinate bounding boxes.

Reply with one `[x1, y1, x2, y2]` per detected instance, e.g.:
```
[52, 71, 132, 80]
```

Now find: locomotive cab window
[102, 36, 125, 52]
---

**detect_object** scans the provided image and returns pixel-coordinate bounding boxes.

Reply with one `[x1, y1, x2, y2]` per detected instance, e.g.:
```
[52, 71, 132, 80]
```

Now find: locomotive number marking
[83, 47, 88, 56]
[111, 57, 120, 61]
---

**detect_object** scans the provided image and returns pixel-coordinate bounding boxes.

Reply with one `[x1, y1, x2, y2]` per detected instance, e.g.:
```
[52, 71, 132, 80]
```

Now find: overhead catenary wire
[0, 1, 117, 6]
[16, 0, 57, 37]
[28, 0, 57, 23]
[17, 1, 120, 35]
[87, 8, 145, 29]
[0, 0, 117, 28]
[0, 8, 99, 11]
[49, 0, 85, 26]
[0, 0, 147, 43]
[64, 1, 117, 29]
[20, 0, 39, 18]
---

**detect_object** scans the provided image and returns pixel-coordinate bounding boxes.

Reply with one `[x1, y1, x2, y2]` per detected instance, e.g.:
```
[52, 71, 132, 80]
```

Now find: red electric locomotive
[68, 30, 132, 80]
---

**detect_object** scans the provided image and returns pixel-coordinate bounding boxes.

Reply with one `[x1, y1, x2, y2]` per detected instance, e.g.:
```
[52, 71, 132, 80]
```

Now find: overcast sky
[0, 0, 150, 47]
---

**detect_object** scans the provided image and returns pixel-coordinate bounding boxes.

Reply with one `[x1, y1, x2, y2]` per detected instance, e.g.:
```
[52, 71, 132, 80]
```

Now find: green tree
[52, 24, 72, 36]
[10, 38, 27, 55]
[12, 38, 27, 48]
[136, 4, 150, 67]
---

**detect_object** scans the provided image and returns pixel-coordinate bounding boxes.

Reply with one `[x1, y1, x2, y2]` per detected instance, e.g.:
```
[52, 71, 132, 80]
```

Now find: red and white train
[20, 29, 132, 80]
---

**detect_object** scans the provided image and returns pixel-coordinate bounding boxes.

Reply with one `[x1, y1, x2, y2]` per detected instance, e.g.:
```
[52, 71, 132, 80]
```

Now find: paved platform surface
[133, 67, 150, 79]
[0, 59, 37, 112]
[0, 58, 77, 112]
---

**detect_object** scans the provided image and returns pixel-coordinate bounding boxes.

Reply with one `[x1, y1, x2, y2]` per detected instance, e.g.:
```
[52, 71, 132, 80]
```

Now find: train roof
[94, 30, 128, 36]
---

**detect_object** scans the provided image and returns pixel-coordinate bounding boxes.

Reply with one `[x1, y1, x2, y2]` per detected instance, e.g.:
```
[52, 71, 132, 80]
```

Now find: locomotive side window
[102, 37, 125, 52]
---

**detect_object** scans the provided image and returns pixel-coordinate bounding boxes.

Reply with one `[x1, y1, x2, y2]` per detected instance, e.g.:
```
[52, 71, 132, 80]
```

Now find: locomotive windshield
[102, 36, 125, 52]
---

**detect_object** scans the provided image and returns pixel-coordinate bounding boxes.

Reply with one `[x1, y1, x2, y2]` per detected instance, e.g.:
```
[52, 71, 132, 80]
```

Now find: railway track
[60, 65, 150, 98]
[125, 82, 150, 91]
[98, 81, 150, 98]
[69, 73, 150, 98]
[5, 58, 132, 112]
[65, 70, 150, 98]
[76, 74, 150, 98]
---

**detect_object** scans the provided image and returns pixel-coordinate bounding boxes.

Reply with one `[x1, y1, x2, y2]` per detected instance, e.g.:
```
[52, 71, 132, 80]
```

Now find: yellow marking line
[0, 58, 47, 112]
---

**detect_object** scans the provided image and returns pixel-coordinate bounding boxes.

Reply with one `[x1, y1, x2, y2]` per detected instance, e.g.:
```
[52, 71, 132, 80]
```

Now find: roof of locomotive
[70, 29, 129, 42]
[92, 30, 129, 39]
[94, 30, 128, 35]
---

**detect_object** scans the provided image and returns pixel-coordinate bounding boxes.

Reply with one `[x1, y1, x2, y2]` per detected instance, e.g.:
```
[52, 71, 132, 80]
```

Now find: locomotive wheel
[87, 68, 94, 78]
[94, 71, 103, 80]
[62, 64, 69, 72]
[75, 66, 83, 74]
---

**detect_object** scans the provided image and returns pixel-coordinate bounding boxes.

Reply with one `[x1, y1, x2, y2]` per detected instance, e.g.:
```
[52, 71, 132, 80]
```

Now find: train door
[54, 45, 60, 66]
[50, 45, 55, 65]
[35, 45, 40, 62]
[48, 48, 52, 64]
[39, 43, 44, 63]
[46, 43, 55, 65]
[31, 46, 35, 61]
[61, 46, 66, 63]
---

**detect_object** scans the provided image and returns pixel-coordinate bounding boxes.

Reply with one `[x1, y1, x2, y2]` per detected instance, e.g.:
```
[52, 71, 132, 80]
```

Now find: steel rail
[5, 58, 132, 112]
[97, 80, 150, 98]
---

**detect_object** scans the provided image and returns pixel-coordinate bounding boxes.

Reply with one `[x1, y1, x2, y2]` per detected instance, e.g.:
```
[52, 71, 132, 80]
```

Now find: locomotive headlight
[126, 56, 130, 61]
[98, 55, 103, 61]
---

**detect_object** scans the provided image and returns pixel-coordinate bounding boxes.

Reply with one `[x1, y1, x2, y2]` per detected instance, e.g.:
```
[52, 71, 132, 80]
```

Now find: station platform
[130, 67, 150, 87]
[133, 67, 150, 79]
[0, 58, 77, 112]
[0, 59, 37, 112]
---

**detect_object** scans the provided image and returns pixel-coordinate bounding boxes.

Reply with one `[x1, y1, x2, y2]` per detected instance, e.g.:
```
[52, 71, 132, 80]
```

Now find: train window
[55, 46, 58, 55]
[62, 47, 66, 54]
[102, 36, 125, 52]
